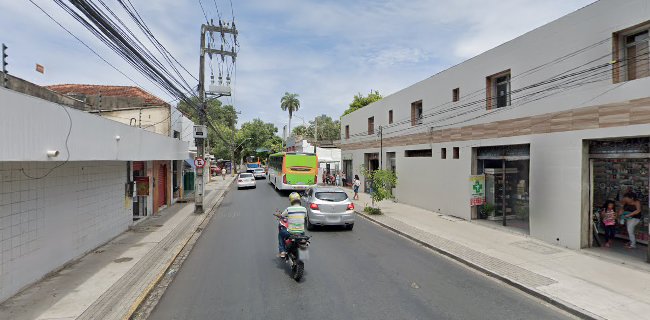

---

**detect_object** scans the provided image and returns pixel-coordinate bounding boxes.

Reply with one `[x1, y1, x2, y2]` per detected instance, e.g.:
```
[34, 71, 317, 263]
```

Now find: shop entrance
[588, 138, 649, 262]
[476, 145, 530, 234]
[364, 153, 379, 193]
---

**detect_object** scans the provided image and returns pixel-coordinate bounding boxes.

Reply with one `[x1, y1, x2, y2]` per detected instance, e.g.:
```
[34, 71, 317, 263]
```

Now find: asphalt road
[149, 180, 574, 320]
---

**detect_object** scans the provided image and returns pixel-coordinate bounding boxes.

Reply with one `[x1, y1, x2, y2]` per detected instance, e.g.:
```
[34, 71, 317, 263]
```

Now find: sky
[0, 0, 596, 131]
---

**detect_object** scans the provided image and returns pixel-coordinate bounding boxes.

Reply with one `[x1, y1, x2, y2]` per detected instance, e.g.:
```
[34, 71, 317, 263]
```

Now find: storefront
[132, 161, 149, 220]
[475, 145, 530, 234]
[589, 138, 649, 259]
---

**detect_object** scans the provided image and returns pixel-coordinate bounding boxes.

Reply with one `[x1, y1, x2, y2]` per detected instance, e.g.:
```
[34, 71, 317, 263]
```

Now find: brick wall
[0, 161, 130, 302]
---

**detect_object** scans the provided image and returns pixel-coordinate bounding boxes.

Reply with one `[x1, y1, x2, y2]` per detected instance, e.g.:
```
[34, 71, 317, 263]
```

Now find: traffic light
[2, 43, 7, 75]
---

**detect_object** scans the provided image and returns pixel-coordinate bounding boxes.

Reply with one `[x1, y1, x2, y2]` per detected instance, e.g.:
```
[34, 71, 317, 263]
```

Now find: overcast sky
[1, 0, 596, 130]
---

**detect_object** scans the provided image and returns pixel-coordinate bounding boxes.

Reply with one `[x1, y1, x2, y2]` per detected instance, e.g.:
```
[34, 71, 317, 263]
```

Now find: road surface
[149, 181, 573, 320]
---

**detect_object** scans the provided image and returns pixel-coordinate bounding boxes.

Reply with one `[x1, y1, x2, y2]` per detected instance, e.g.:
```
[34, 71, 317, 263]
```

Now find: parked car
[301, 186, 354, 230]
[252, 167, 266, 179]
[237, 173, 256, 189]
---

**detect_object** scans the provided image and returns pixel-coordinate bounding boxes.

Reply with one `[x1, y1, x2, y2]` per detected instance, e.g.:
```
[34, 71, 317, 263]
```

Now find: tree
[291, 124, 309, 138]
[310, 114, 340, 142]
[238, 118, 280, 162]
[280, 92, 300, 136]
[342, 90, 382, 116]
[360, 165, 397, 213]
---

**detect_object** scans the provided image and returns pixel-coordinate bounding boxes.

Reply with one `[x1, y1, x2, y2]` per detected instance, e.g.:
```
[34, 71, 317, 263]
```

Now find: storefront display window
[476, 145, 530, 234]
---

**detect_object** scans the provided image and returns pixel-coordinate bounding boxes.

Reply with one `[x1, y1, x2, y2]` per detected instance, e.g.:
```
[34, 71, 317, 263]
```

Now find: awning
[184, 158, 196, 169]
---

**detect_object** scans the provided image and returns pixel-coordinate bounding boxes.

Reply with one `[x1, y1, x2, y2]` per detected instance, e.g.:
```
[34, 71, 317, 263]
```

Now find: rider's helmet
[288, 192, 301, 205]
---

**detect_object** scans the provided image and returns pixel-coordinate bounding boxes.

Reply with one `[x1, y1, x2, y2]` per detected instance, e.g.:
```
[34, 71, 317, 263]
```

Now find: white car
[252, 167, 266, 179]
[237, 173, 256, 189]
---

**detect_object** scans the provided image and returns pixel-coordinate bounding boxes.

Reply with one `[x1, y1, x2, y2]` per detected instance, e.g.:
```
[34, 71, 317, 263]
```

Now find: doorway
[364, 153, 379, 193]
[476, 145, 530, 234]
[588, 138, 649, 262]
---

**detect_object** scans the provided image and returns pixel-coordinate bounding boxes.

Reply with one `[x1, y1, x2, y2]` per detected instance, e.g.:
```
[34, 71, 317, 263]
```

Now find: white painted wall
[0, 161, 130, 302]
[341, 0, 650, 142]
[0, 88, 188, 162]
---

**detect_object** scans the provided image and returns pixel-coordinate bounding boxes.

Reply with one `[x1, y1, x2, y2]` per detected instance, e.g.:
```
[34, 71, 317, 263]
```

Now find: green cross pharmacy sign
[469, 175, 486, 206]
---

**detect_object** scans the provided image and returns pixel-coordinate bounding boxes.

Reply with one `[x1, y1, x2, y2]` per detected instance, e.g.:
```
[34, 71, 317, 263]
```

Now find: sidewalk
[348, 190, 650, 320]
[0, 176, 234, 320]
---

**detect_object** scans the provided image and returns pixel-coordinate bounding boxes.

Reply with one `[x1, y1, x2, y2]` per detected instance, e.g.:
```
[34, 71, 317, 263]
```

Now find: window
[368, 117, 375, 135]
[453, 147, 460, 159]
[173, 130, 180, 139]
[345, 125, 350, 139]
[486, 70, 511, 110]
[411, 100, 423, 126]
[388, 110, 393, 124]
[614, 22, 650, 82]
[441, 148, 447, 159]
[315, 192, 348, 202]
[624, 30, 649, 81]
[405, 149, 432, 157]
[452, 88, 460, 102]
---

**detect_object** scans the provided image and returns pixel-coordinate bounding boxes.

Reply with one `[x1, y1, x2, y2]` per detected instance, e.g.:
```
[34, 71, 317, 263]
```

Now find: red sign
[195, 157, 206, 168]
[134, 176, 150, 196]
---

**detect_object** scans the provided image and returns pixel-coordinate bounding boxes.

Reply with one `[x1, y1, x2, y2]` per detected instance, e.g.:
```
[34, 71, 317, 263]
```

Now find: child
[601, 200, 617, 248]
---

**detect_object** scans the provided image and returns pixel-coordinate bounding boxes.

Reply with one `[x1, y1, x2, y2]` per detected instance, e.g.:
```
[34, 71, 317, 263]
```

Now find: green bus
[268, 152, 318, 191]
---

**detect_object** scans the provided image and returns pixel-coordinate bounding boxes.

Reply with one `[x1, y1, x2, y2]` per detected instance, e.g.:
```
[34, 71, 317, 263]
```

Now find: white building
[0, 81, 187, 302]
[340, 0, 650, 253]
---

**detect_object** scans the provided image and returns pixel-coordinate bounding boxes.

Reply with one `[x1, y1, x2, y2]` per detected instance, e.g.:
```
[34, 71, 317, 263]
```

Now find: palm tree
[280, 92, 301, 137]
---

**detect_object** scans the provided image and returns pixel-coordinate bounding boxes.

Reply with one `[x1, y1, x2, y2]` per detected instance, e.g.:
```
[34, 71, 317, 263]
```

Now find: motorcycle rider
[274, 192, 307, 258]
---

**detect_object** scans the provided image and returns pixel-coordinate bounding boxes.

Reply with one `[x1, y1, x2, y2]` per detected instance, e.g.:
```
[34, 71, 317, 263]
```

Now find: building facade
[340, 0, 650, 252]
[0, 83, 187, 302]
[46, 84, 187, 214]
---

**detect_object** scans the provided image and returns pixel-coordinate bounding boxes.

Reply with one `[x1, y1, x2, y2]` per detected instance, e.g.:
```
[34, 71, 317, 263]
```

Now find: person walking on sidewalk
[600, 200, 617, 248]
[618, 192, 642, 249]
[221, 167, 226, 180]
[353, 175, 361, 200]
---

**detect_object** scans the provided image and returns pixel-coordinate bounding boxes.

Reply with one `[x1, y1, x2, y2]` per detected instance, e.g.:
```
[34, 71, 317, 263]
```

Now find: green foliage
[238, 118, 280, 160]
[479, 203, 496, 218]
[291, 114, 341, 142]
[280, 92, 301, 118]
[291, 125, 308, 137]
[364, 206, 382, 215]
[342, 90, 382, 117]
[360, 165, 397, 207]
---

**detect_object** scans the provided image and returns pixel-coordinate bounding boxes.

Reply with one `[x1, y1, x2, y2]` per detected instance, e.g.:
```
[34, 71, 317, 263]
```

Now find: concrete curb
[355, 210, 602, 320]
[126, 178, 234, 320]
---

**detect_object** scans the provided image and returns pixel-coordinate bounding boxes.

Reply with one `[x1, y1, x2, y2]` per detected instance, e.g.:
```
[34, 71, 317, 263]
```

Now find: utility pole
[195, 20, 238, 213]
[379, 125, 383, 169]
[2, 43, 8, 88]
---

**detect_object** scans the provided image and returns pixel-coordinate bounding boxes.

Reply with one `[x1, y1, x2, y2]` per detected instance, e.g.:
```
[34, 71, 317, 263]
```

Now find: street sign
[469, 175, 486, 206]
[194, 125, 207, 138]
[195, 157, 206, 168]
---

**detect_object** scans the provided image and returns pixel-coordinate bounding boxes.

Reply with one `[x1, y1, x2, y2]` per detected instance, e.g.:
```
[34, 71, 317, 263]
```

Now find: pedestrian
[618, 192, 642, 249]
[341, 171, 347, 187]
[335, 172, 341, 186]
[600, 200, 617, 248]
[353, 174, 361, 200]
[221, 167, 226, 180]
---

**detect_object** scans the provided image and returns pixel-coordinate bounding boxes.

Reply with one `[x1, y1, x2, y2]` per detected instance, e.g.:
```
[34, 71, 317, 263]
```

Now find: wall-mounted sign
[469, 175, 486, 206]
[135, 176, 150, 196]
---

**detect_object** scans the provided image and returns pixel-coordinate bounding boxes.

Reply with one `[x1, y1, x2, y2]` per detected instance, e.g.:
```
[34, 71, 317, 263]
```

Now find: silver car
[237, 173, 256, 189]
[301, 186, 355, 230]
[252, 167, 266, 179]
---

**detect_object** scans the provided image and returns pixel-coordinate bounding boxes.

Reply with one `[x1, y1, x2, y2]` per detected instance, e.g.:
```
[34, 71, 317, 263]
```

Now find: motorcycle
[274, 213, 311, 281]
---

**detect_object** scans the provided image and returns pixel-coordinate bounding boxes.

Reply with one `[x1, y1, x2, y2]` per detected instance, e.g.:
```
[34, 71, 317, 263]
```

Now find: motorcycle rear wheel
[292, 261, 304, 281]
